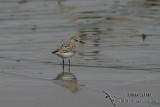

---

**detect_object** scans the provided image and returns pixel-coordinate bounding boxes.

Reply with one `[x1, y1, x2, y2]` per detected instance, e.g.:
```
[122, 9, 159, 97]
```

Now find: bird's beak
[79, 40, 85, 44]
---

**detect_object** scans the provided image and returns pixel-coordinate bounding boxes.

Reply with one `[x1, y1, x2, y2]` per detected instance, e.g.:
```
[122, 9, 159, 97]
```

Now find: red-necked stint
[51, 36, 85, 71]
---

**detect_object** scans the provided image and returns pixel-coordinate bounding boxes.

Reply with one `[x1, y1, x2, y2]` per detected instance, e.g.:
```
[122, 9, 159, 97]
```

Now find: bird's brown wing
[57, 41, 77, 53]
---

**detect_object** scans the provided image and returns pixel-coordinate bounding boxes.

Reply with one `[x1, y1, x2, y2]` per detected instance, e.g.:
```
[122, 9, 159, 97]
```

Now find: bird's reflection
[54, 71, 79, 93]
[142, 33, 147, 41]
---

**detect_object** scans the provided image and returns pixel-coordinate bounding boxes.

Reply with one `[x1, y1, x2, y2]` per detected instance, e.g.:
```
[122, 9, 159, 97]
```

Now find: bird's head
[69, 36, 85, 44]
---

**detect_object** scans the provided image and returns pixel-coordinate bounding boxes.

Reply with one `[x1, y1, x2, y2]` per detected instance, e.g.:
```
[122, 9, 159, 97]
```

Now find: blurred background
[0, 0, 160, 74]
[0, 0, 160, 107]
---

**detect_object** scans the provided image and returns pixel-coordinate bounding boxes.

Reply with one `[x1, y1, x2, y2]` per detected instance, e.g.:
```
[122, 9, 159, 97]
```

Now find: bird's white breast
[55, 52, 76, 58]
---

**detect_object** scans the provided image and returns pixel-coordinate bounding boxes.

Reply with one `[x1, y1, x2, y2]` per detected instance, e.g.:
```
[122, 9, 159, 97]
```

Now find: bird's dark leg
[69, 59, 70, 72]
[63, 59, 64, 72]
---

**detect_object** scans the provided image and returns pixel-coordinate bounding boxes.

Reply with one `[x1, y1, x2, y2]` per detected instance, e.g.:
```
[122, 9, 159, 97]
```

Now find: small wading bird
[51, 36, 85, 72]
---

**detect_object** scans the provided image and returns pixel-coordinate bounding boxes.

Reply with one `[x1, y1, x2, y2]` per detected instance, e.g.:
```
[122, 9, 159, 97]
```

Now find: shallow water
[0, 0, 160, 71]
[0, 0, 160, 107]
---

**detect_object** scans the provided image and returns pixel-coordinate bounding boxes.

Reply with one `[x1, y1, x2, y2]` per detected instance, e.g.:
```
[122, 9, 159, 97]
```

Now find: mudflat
[0, 0, 160, 107]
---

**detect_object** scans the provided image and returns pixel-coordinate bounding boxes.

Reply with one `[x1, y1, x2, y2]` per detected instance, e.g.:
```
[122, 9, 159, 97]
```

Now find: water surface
[0, 0, 160, 107]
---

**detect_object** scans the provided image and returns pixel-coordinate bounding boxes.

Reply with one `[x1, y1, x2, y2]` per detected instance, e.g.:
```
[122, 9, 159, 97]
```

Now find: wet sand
[0, 0, 160, 107]
[0, 66, 160, 107]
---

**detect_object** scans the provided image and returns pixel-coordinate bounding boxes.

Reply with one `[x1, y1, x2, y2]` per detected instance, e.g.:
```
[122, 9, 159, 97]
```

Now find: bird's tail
[51, 50, 58, 54]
